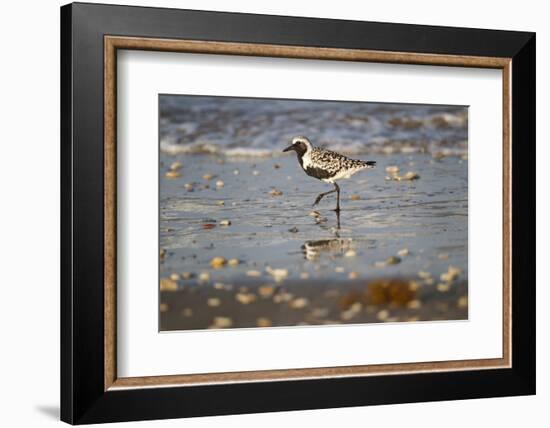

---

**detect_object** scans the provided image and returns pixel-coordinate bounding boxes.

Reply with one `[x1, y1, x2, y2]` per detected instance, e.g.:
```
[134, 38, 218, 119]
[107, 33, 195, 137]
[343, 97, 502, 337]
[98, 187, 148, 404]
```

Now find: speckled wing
[310, 148, 375, 175]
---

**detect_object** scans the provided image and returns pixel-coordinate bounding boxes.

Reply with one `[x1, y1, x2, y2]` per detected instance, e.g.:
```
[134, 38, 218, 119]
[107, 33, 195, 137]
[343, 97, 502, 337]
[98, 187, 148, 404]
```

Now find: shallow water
[161, 153, 467, 279]
[158, 95, 468, 330]
[159, 153, 468, 330]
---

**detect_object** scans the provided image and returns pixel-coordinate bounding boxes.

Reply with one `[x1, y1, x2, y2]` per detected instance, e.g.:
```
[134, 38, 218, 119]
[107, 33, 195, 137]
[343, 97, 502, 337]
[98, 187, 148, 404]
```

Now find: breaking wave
[159, 95, 468, 158]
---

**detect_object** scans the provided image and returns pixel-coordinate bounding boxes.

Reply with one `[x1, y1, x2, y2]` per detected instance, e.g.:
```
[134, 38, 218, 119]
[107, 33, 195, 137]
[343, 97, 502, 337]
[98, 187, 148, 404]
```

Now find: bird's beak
[283, 145, 294, 153]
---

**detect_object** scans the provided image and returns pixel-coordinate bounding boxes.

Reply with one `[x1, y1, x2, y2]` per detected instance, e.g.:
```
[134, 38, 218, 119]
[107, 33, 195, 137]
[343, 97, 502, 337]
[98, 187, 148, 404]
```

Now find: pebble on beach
[170, 161, 183, 171]
[273, 292, 293, 304]
[198, 272, 210, 282]
[350, 194, 361, 201]
[418, 270, 432, 279]
[385, 256, 401, 265]
[348, 271, 359, 279]
[437, 283, 451, 292]
[344, 249, 357, 257]
[377, 309, 390, 321]
[403, 171, 420, 180]
[215, 180, 225, 188]
[170, 273, 181, 281]
[202, 173, 214, 180]
[407, 299, 422, 309]
[246, 270, 262, 277]
[202, 223, 216, 230]
[266, 267, 289, 282]
[257, 317, 272, 327]
[181, 272, 194, 280]
[290, 297, 309, 309]
[341, 302, 363, 321]
[288, 227, 299, 233]
[219, 219, 231, 226]
[397, 248, 410, 257]
[211, 316, 232, 328]
[210, 257, 227, 269]
[309, 210, 321, 217]
[227, 258, 240, 266]
[269, 189, 283, 196]
[214, 282, 230, 290]
[236, 292, 257, 305]
[340, 310, 356, 321]
[385, 165, 400, 174]
[160, 303, 169, 313]
[165, 170, 181, 179]
[440, 265, 461, 282]
[160, 278, 178, 292]
[258, 285, 275, 298]
[408, 280, 420, 292]
[207, 297, 221, 307]
[388, 170, 420, 181]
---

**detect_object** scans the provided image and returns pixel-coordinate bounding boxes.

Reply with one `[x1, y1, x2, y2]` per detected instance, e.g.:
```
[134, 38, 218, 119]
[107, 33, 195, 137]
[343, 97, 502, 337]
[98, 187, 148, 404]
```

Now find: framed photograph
[61, 2, 535, 424]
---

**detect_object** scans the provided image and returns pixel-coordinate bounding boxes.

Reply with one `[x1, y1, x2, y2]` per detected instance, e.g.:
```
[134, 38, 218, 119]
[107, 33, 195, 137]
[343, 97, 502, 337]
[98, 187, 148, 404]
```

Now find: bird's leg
[333, 183, 341, 213]
[312, 187, 337, 206]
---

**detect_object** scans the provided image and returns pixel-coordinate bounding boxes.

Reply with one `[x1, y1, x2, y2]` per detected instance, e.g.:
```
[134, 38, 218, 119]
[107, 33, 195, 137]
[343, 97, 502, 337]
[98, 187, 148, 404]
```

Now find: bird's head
[283, 136, 312, 156]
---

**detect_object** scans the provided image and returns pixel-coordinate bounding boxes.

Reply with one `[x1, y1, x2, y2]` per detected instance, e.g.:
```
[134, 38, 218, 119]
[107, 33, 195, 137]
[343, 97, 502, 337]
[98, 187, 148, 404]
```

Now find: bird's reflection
[314, 209, 341, 232]
[302, 238, 354, 261]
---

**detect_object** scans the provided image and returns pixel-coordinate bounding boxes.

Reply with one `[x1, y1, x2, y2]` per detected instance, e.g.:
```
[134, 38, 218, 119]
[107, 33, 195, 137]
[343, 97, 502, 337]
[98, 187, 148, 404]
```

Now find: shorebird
[283, 136, 376, 212]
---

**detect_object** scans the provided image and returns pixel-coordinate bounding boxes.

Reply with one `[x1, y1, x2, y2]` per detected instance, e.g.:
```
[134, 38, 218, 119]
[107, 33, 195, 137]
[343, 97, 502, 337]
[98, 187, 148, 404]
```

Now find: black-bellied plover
[283, 136, 376, 212]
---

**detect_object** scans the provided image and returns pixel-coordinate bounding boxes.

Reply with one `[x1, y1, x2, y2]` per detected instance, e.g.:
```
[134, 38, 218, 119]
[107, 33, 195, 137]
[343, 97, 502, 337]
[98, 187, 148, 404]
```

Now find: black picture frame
[61, 2, 535, 424]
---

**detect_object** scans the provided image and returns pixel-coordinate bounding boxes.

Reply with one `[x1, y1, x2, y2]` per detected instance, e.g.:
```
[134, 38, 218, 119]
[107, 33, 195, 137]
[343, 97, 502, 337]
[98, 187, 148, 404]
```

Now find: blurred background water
[160, 95, 468, 158]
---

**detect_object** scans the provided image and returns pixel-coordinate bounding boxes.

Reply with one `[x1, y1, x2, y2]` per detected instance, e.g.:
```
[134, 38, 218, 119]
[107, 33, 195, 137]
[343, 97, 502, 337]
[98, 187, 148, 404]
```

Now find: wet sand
[159, 152, 468, 330]
[160, 278, 467, 330]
